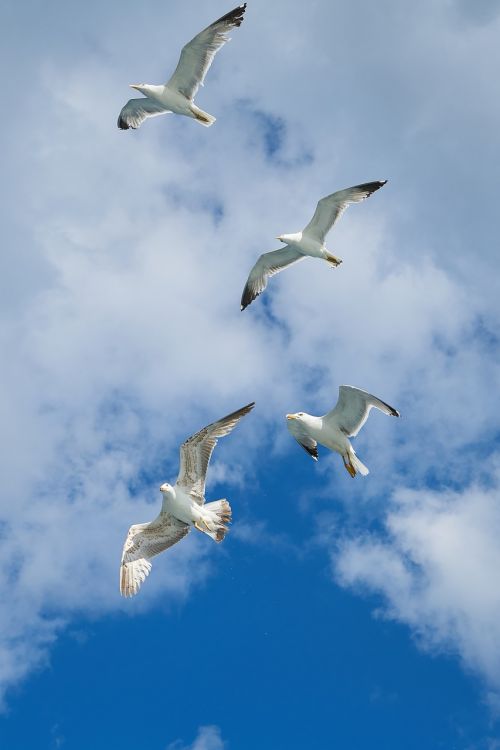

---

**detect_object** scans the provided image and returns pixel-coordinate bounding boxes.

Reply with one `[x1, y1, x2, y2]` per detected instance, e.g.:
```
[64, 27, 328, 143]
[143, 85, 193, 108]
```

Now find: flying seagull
[120, 402, 255, 597]
[286, 386, 399, 477]
[240, 180, 387, 311]
[117, 4, 247, 130]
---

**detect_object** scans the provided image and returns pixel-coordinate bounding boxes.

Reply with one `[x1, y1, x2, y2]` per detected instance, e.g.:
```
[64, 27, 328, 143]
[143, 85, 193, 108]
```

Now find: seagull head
[160, 482, 173, 494]
[286, 412, 306, 422]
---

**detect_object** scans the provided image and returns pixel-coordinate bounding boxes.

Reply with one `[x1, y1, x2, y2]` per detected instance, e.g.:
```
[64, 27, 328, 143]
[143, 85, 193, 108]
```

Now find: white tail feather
[190, 105, 216, 127]
[199, 499, 232, 542]
[350, 452, 369, 476]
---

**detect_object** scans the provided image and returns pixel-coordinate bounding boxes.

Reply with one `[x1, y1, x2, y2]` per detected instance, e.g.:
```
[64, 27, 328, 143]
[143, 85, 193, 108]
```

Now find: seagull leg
[343, 457, 356, 478]
[194, 518, 212, 533]
[326, 256, 342, 268]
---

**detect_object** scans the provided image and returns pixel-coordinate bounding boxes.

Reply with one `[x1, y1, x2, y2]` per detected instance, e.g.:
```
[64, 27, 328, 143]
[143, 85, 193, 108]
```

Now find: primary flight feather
[241, 180, 387, 310]
[117, 4, 247, 130]
[120, 402, 255, 597]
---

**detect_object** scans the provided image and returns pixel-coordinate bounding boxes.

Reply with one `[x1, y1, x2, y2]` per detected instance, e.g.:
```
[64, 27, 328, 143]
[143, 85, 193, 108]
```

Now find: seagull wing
[120, 518, 190, 597]
[287, 419, 318, 461]
[166, 4, 247, 100]
[241, 246, 305, 310]
[176, 402, 255, 503]
[302, 180, 387, 244]
[323, 385, 400, 438]
[117, 98, 170, 130]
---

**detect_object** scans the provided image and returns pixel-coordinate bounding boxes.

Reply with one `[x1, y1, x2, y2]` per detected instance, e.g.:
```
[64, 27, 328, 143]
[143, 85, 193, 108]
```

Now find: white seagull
[120, 402, 254, 597]
[241, 180, 387, 310]
[286, 386, 399, 477]
[117, 4, 247, 130]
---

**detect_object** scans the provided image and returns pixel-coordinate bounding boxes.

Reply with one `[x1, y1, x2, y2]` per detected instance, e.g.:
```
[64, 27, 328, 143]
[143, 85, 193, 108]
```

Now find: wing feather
[286, 419, 318, 461]
[166, 4, 247, 100]
[120, 519, 189, 597]
[302, 180, 387, 244]
[324, 385, 399, 438]
[117, 98, 170, 130]
[176, 402, 255, 503]
[241, 246, 305, 310]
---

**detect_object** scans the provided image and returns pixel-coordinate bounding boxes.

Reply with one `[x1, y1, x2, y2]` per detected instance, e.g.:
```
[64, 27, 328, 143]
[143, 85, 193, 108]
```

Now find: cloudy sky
[1, 0, 500, 747]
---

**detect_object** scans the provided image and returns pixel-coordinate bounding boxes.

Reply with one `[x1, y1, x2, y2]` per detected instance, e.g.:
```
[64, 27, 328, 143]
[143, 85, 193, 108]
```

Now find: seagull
[240, 180, 387, 311]
[120, 402, 255, 597]
[117, 4, 247, 130]
[286, 386, 399, 477]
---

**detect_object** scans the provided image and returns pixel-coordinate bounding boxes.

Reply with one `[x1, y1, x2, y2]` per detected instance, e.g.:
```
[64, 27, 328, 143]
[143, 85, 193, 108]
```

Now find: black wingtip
[380, 399, 400, 418]
[117, 116, 130, 130]
[361, 180, 387, 195]
[300, 443, 318, 461]
[213, 3, 247, 28]
[231, 401, 256, 419]
[240, 284, 257, 311]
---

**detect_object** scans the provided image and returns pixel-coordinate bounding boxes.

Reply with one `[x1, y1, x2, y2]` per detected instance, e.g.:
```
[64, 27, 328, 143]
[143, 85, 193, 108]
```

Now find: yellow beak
[286, 414, 297, 420]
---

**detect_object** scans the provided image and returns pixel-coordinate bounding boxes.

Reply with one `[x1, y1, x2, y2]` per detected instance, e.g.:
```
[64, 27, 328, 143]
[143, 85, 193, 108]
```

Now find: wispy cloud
[333, 462, 500, 704]
[167, 725, 225, 750]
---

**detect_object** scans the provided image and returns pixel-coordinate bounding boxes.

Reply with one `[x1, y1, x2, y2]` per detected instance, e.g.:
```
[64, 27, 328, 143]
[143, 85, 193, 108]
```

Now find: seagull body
[117, 4, 247, 130]
[241, 180, 387, 311]
[120, 402, 254, 597]
[286, 386, 399, 477]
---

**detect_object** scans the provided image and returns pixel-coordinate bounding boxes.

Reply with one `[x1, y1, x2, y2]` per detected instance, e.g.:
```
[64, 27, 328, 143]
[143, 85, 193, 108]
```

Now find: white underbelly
[164, 491, 196, 525]
[157, 88, 192, 116]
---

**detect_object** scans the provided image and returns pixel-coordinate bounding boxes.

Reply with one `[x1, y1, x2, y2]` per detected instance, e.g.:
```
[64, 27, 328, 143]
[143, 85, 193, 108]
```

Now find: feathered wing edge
[166, 4, 247, 100]
[176, 402, 255, 500]
[120, 521, 190, 597]
[302, 180, 388, 243]
[241, 246, 304, 310]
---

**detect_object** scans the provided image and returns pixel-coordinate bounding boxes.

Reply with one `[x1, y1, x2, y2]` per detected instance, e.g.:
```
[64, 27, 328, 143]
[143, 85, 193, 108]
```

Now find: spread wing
[241, 246, 305, 310]
[166, 4, 247, 100]
[286, 419, 318, 461]
[323, 385, 399, 438]
[302, 180, 387, 244]
[117, 98, 170, 130]
[176, 402, 255, 503]
[120, 518, 190, 597]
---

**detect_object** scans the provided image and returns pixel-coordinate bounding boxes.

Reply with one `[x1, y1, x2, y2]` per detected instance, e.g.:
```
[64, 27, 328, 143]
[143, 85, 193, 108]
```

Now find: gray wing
[323, 385, 399, 438]
[302, 181, 387, 244]
[117, 97, 170, 130]
[286, 420, 318, 461]
[120, 519, 190, 597]
[166, 4, 247, 100]
[241, 246, 305, 311]
[176, 402, 255, 503]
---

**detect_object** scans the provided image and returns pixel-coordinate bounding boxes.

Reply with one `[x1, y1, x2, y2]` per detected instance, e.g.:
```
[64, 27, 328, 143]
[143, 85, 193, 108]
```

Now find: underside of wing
[287, 420, 318, 461]
[166, 4, 247, 100]
[176, 402, 255, 502]
[302, 180, 387, 244]
[120, 519, 189, 597]
[240, 246, 305, 310]
[324, 385, 399, 438]
[117, 97, 169, 130]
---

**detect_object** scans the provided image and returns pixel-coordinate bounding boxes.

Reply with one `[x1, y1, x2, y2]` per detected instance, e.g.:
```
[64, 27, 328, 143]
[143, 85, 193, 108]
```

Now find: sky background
[1, 0, 500, 747]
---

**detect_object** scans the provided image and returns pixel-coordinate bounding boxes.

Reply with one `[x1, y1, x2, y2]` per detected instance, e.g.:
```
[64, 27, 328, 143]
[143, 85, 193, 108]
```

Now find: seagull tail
[190, 105, 216, 127]
[200, 499, 232, 542]
[350, 451, 370, 477]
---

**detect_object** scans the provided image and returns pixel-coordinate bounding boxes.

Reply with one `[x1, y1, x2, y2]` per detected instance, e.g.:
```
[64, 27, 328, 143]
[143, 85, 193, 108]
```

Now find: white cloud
[167, 725, 225, 750]
[334, 464, 500, 700]
[1, 0, 500, 706]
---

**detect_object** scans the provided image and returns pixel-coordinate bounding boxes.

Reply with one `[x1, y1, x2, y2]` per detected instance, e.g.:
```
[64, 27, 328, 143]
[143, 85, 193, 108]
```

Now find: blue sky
[1, 0, 500, 748]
